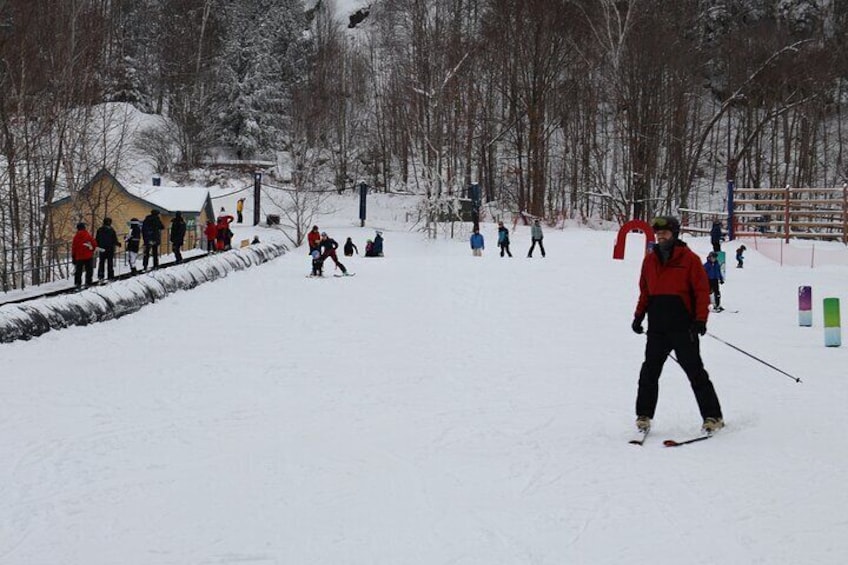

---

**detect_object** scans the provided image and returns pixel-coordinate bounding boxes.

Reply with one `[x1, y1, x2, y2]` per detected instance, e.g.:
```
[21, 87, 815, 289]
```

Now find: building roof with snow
[49, 169, 216, 242]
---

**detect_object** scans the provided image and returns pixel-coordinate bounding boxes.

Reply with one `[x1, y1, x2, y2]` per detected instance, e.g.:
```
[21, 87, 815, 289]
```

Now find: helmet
[651, 216, 680, 237]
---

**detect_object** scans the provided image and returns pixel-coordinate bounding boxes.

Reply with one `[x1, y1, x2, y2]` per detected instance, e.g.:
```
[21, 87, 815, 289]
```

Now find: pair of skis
[629, 428, 714, 447]
[306, 273, 356, 279]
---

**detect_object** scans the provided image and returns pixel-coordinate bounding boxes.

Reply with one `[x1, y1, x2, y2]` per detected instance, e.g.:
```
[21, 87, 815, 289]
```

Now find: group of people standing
[205, 209, 235, 253]
[470, 219, 546, 258]
[70, 208, 189, 287]
[307, 225, 349, 277]
[306, 227, 386, 276]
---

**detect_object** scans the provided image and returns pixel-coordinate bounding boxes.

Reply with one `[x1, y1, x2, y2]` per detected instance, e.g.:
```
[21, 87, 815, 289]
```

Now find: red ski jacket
[205, 223, 218, 240]
[307, 230, 321, 250]
[635, 241, 710, 332]
[72, 229, 98, 261]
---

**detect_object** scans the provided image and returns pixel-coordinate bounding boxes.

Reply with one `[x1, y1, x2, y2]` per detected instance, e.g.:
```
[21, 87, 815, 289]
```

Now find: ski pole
[706, 332, 802, 383]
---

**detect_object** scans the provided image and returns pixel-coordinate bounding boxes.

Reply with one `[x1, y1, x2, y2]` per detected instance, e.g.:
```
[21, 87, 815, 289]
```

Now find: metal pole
[359, 181, 368, 227]
[726, 110, 735, 241]
[707, 332, 802, 383]
[253, 172, 261, 226]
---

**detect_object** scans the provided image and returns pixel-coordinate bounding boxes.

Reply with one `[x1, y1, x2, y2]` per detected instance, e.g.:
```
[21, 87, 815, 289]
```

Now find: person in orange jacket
[71, 222, 98, 287]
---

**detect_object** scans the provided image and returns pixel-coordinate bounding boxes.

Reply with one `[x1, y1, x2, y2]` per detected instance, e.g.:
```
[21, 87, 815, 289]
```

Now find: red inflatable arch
[613, 219, 654, 260]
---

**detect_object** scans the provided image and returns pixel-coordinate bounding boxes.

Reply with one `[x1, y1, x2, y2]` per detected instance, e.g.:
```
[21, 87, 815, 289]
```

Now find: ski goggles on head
[651, 217, 671, 230]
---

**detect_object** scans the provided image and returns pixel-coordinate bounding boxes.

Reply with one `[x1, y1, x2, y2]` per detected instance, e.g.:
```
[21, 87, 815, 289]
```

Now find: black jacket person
[95, 217, 121, 280]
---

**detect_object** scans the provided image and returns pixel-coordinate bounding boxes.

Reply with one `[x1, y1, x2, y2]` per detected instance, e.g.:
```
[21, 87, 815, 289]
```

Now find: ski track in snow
[1, 201, 848, 564]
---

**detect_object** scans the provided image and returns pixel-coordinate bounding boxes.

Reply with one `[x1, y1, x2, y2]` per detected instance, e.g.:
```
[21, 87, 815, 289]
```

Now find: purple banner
[799, 286, 812, 311]
[799, 286, 813, 327]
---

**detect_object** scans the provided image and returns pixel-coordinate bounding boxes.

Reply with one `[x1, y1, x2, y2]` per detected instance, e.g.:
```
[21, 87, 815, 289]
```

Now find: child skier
[470, 228, 484, 257]
[310, 247, 324, 277]
[343, 237, 358, 257]
[736, 245, 746, 268]
[704, 251, 724, 312]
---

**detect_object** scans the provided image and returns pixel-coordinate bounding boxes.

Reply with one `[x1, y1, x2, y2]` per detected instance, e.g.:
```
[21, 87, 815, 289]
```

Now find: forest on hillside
[1, 0, 848, 258]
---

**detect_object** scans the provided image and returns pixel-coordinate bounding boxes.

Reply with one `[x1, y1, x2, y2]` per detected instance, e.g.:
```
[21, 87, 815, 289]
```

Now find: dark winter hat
[651, 216, 680, 237]
[76, 222, 86, 230]
[151, 209, 159, 215]
[103, 217, 112, 226]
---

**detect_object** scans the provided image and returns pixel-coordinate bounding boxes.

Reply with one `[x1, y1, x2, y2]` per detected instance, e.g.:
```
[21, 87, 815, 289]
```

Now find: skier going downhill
[631, 216, 724, 435]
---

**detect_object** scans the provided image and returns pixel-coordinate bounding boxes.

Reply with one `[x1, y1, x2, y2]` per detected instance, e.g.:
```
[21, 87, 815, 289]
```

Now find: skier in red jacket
[71, 222, 98, 287]
[631, 216, 724, 435]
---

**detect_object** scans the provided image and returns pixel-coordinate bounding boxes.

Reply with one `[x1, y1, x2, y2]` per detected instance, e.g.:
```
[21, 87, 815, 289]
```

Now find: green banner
[823, 298, 841, 328]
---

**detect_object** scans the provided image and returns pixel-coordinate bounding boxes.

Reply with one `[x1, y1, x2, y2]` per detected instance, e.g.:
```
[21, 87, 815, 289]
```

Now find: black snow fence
[0, 242, 286, 344]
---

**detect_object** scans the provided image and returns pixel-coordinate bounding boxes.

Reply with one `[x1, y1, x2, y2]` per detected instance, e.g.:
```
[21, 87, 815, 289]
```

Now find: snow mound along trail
[0, 242, 286, 344]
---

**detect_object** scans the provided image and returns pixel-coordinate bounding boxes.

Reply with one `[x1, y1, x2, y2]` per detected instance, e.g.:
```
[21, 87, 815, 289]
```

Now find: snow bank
[0, 243, 286, 343]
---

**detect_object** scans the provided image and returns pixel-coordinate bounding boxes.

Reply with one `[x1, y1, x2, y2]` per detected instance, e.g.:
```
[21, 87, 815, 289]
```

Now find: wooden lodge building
[49, 169, 216, 250]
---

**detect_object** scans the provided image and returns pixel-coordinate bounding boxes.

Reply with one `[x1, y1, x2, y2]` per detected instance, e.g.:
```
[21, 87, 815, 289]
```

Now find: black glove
[719, 279, 724, 285]
[692, 320, 707, 336]
[631, 316, 644, 335]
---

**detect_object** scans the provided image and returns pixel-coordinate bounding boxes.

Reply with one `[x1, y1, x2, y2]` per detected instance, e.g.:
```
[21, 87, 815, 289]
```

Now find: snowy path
[1, 223, 847, 564]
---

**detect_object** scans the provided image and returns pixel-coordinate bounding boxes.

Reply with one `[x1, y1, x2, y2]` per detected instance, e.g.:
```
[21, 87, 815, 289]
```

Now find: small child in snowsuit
[736, 245, 746, 268]
[470, 228, 484, 257]
[704, 251, 724, 311]
[310, 248, 324, 277]
[343, 237, 358, 257]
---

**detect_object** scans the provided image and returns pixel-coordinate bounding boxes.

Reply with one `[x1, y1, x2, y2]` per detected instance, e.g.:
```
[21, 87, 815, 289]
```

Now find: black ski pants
[97, 252, 115, 280]
[143, 243, 159, 269]
[636, 330, 722, 420]
[528, 238, 545, 257]
[74, 258, 94, 286]
[709, 279, 721, 308]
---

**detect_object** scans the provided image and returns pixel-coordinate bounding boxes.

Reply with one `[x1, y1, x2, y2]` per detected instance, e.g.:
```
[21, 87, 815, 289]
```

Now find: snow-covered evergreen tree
[213, 0, 310, 159]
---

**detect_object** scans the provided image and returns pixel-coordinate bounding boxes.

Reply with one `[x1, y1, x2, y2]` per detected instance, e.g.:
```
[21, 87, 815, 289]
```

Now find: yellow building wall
[51, 176, 211, 252]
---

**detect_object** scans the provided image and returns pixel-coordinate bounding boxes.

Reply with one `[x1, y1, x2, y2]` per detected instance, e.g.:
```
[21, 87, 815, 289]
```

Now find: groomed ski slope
[1, 201, 847, 564]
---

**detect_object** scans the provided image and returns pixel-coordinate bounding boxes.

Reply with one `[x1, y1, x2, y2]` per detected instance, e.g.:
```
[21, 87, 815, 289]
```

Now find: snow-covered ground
[1, 194, 847, 564]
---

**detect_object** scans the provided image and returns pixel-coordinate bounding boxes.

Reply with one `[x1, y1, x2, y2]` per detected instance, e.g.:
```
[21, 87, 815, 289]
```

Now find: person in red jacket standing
[307, 225, 321, 253]
[216, 213, 234, 250]
[204, 220, 218, 253]
[71, 222, 98, 287]
[630, 216, 724, 434]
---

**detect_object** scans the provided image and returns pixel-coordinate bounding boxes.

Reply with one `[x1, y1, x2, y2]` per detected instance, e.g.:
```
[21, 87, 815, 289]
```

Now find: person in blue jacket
[704, 251, 724, 311]
[497, 221, 512, 257]
[470, 228, 484, 257]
